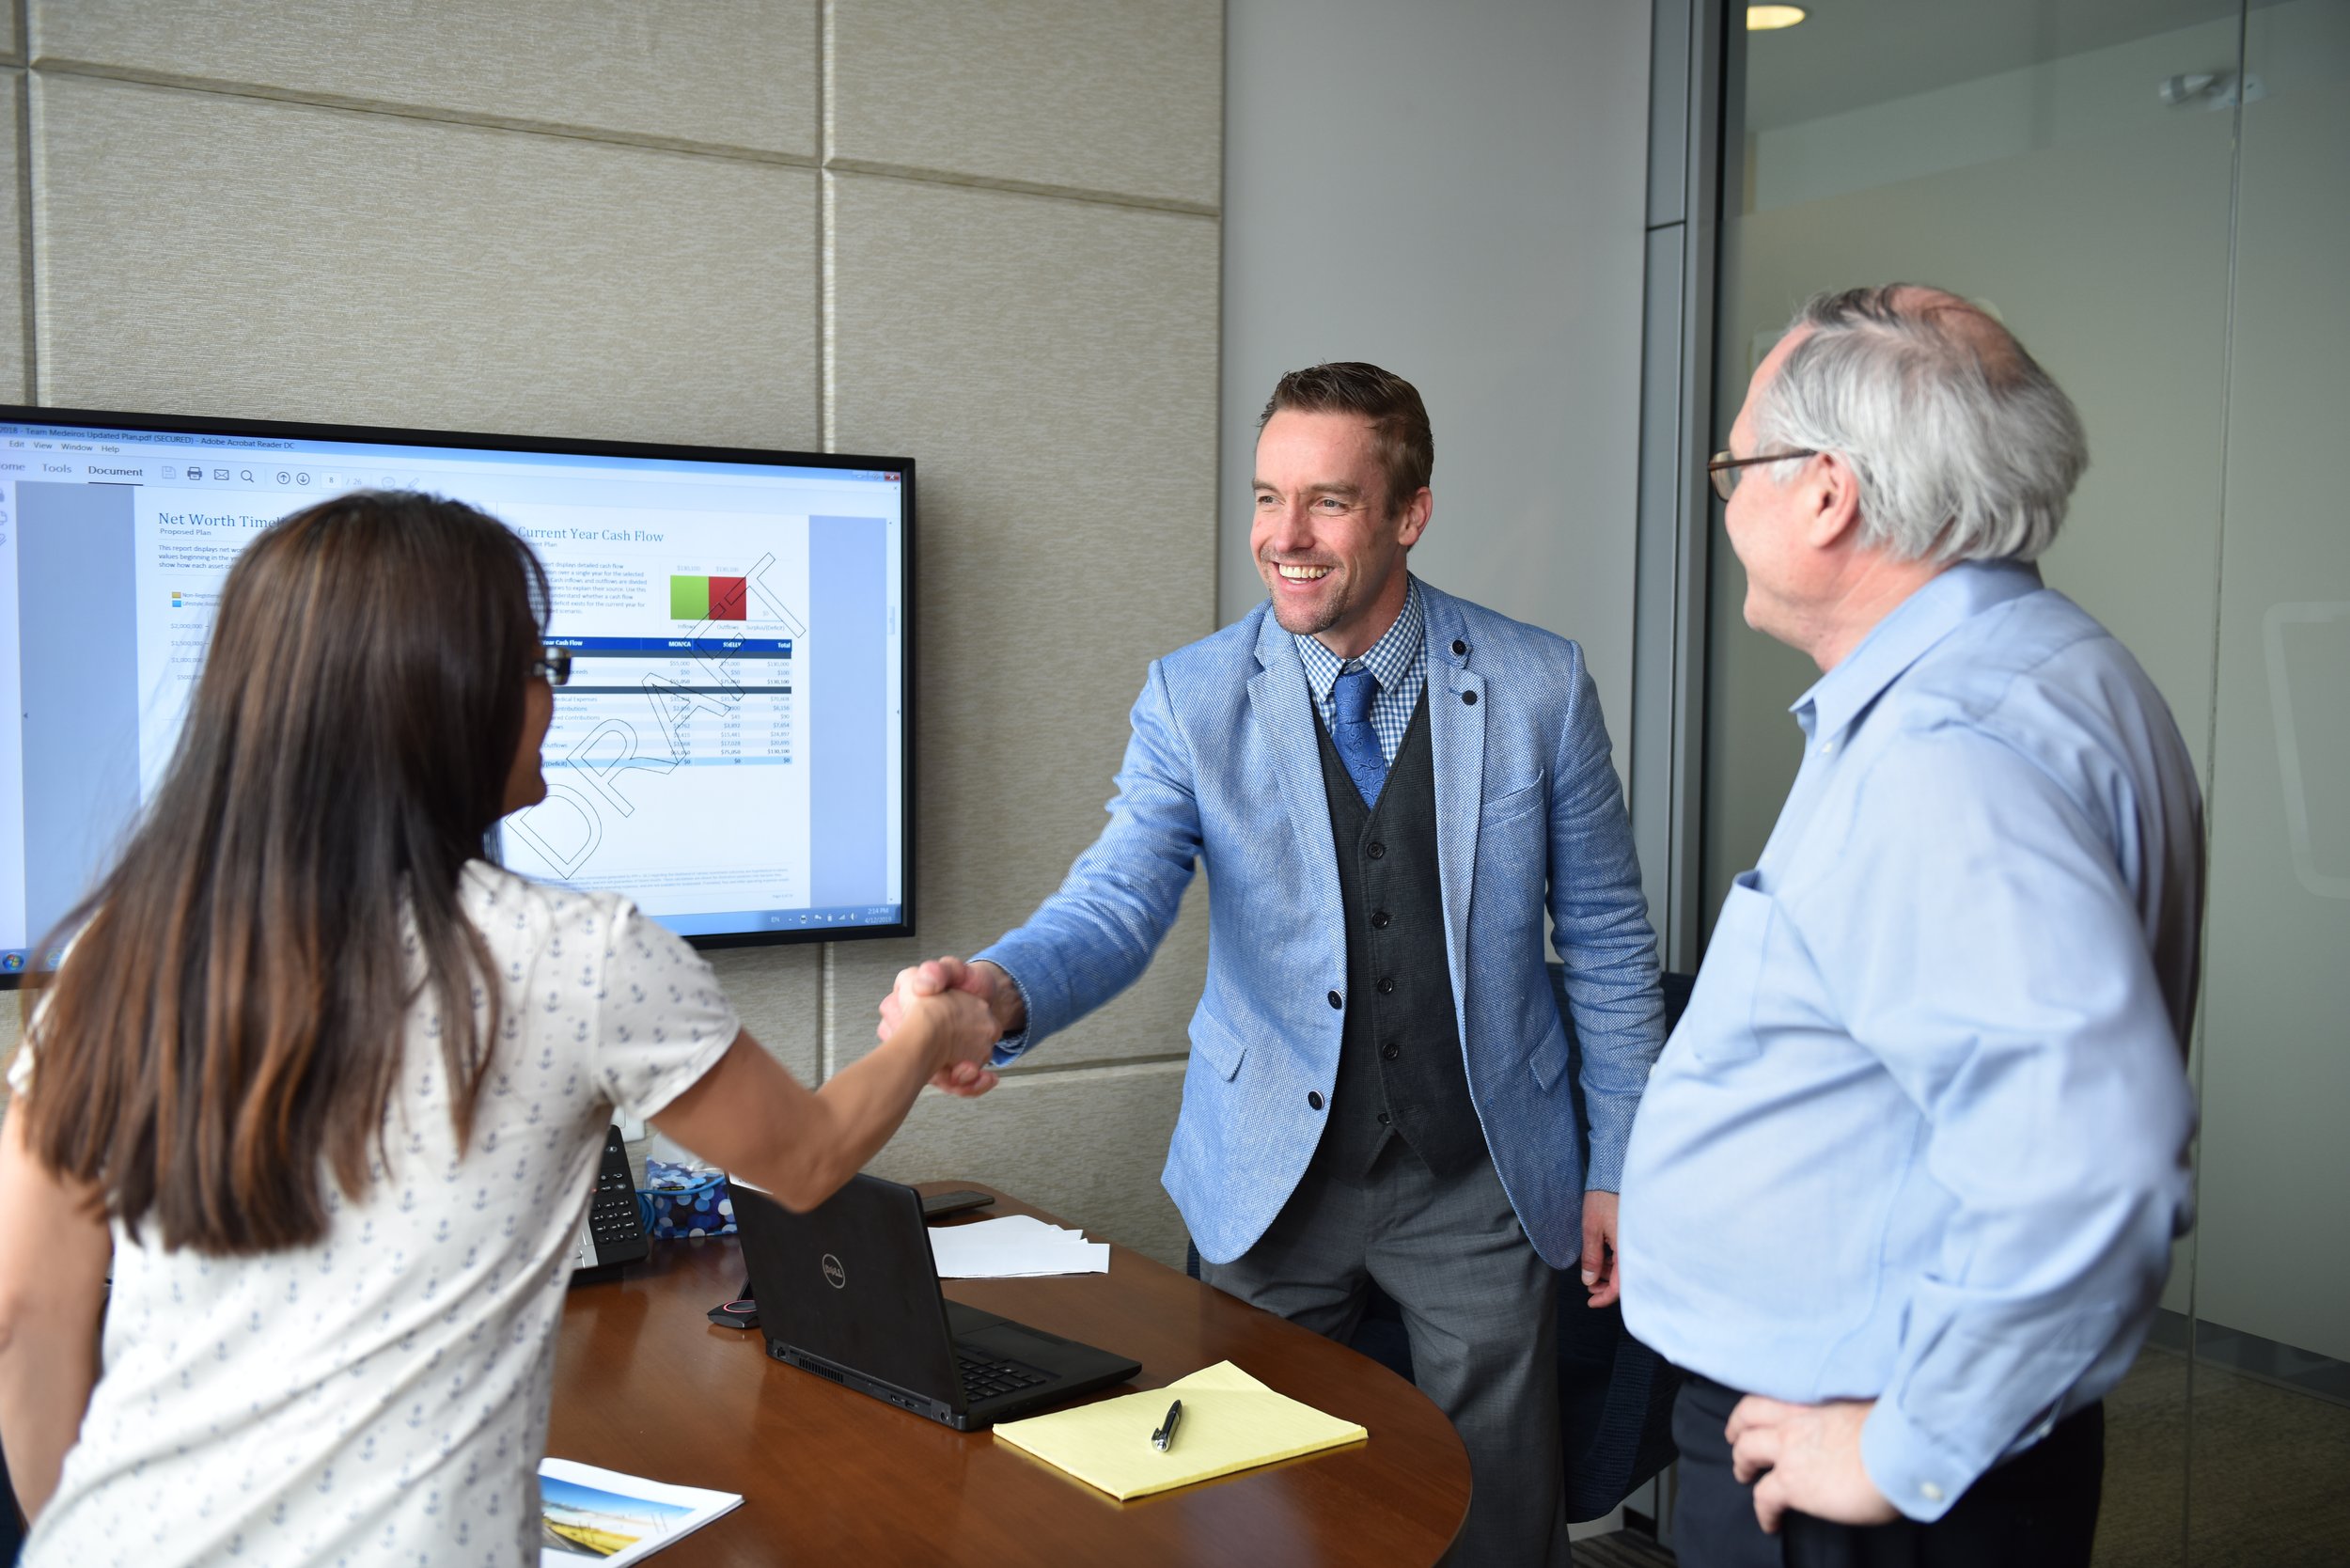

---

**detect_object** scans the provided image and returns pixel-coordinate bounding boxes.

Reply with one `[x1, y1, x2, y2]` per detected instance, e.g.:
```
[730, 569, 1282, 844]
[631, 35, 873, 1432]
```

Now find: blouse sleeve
[590, 900, 742, 1121]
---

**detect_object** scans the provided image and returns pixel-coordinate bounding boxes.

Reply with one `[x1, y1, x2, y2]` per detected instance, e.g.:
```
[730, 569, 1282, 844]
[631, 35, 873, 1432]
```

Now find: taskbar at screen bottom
[0, 905, 907, 980]
[659, 904, 904, 939]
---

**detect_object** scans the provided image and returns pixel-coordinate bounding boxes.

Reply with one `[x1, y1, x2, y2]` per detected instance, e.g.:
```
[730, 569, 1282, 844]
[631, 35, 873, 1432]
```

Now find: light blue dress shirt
[1619, 560, 2202, 1522]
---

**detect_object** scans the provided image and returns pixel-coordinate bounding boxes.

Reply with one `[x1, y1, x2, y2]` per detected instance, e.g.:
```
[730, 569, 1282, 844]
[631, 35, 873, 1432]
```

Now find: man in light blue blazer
[889, 363, 1664, 1565]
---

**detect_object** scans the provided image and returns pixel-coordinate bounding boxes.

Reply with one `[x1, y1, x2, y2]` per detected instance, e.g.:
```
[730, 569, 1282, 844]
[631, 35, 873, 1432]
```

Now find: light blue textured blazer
[978, 580, 1664, 1269]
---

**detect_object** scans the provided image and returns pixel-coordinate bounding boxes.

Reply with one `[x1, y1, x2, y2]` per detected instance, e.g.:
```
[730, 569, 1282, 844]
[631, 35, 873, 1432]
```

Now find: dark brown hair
[16, 492, 549, 1254]
[1259, 362, 1434, 516]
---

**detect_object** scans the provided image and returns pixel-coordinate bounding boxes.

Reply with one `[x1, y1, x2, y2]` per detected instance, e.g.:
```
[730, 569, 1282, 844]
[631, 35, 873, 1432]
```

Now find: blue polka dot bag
[640, 1158, 737, 1240]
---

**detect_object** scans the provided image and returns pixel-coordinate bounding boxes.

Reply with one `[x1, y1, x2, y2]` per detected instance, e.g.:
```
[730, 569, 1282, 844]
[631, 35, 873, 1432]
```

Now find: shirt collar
[1795, 559, 2044, 742]
[1295, 576, 1424, 703]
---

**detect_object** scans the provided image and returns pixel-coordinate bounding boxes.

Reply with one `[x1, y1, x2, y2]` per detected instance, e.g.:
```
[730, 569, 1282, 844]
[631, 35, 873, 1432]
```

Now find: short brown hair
[1259, 362, 1434, 516]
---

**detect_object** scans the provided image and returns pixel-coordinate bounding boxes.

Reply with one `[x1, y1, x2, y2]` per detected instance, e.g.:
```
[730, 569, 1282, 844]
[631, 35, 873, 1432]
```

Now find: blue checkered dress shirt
[1292, 576, 1428, 764]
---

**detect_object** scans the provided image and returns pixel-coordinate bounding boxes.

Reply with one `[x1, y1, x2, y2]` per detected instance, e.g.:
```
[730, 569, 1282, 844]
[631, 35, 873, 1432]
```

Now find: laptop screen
[733, 1176, 964, 1407]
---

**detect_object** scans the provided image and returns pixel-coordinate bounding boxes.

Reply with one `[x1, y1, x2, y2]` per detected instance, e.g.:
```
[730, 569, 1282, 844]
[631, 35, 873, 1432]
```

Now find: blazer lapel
[1423, 590, 1485, 1015]
[1246, 613, 1344, 932]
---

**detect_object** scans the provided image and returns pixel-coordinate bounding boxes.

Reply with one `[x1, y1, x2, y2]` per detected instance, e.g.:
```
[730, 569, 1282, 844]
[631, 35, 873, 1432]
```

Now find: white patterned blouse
[14, 862, 740, 1568]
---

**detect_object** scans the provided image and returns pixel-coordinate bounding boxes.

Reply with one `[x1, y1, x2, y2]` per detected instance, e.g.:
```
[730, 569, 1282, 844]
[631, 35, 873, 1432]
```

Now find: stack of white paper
[929, 1213, 1111, 1278]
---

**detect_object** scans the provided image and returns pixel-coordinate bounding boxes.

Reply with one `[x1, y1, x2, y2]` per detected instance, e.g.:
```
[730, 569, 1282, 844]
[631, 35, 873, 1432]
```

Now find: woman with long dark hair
[0, 492, 992, 1564]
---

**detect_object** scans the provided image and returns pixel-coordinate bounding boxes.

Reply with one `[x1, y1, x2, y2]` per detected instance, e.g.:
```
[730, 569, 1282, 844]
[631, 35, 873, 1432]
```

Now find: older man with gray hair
[1619, 285, 2202, 1566]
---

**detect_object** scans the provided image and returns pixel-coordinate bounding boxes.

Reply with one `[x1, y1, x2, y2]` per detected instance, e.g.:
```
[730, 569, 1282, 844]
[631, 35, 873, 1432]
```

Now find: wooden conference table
[549, 1181, 1471, 1565]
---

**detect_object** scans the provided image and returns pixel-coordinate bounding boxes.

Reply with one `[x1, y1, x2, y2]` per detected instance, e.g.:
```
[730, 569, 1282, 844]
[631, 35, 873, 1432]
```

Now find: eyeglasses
[530, 644, 572, 687]
[1707, 448, 1819, 503]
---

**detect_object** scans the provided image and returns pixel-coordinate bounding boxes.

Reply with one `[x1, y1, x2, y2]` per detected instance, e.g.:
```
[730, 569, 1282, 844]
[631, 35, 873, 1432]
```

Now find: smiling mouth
[1276, 563, 1332, 581]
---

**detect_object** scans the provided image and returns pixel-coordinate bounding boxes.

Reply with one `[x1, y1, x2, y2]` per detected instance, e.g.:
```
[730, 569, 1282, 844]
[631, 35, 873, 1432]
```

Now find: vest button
[1462, 690, 1478, 706]
[1308, 1090, 1324, 1110]
[1451, 638, 1466, 656]
[1376, 977, 1395, 996]
[1376, 1111, 1391, 1126]
[1371, 910, 1390, 930]
[1326, 990, 1342, 1009]
[1367, 840, 1386, 859]
[1381, 1043, 1400, 1061]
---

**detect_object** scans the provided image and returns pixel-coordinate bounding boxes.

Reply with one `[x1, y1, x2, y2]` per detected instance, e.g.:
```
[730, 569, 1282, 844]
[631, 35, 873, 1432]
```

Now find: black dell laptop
[732, 1173, 1141, 1431]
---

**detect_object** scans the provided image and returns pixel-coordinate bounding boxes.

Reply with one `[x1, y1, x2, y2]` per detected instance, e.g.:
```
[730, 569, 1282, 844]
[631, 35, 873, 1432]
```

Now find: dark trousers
[1670, 1376, 2103, 1568]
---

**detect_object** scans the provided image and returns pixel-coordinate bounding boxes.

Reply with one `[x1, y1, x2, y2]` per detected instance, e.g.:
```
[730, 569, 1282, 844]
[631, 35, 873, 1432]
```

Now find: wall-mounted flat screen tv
[0, 406, 915, 981]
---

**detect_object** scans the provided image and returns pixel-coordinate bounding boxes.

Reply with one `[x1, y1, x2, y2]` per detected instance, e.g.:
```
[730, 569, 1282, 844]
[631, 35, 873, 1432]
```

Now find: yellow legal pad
[990, 1360, 1367, 1500]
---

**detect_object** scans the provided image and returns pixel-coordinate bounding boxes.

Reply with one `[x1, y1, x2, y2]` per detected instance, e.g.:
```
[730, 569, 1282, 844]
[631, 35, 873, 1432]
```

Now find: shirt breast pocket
[1682, 870, 1776, 1066]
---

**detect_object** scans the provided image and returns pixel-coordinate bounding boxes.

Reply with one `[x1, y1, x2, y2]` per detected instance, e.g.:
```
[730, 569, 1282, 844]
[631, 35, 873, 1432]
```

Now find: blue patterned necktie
[1332, 665, 1387, 808]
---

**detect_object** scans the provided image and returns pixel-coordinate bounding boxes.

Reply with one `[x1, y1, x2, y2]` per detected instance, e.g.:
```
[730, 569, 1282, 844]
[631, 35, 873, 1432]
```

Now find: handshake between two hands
[879, 955, 1019, 1099]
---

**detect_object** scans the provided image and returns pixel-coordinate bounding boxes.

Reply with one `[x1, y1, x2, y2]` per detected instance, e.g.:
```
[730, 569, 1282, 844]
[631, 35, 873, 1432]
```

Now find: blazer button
[1371, 909, 1390, 930]
[1367, 840, 1386, 859]
[1377, 1111, 1391, 1126]
[1308, 1090, 1324, 1110]
[1381, 1043, 1400, 1061]
[1326, 989, 1342, 1009]
[1462, 690, 1479, 706]
[1376, 977, 1395, 996]
[1451, 638, 1467, 656]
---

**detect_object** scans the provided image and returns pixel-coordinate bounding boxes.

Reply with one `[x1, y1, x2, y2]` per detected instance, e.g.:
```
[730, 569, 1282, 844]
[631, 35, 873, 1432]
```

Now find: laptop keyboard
[957, 1348, 1051, 1403]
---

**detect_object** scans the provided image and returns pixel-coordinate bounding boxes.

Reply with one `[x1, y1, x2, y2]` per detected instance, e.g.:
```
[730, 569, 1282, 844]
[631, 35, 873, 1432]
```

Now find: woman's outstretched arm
[651, 980, 996, 1212]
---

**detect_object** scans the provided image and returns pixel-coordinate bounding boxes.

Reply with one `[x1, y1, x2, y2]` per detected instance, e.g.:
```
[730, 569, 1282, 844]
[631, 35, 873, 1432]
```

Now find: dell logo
[821, 1253, 847, 1290]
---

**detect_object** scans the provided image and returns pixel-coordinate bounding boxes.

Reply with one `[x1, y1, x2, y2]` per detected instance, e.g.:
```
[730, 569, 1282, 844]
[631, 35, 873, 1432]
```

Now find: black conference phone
[569, 1123, 650, 1286]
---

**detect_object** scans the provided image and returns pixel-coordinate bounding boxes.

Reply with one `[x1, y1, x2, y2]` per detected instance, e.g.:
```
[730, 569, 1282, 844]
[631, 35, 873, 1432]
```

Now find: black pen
[1151, 1398, 1183, 1451]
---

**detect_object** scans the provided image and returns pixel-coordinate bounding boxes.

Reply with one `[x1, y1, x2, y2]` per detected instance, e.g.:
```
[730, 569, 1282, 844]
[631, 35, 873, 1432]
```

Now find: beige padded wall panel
[0, 71, 22, 400]
[34, 76, 817, 450]
[1, 5, 18, 64]
[867, 1060, 1188, 1265]
[831, 0, 1219, 209]
[33, 1, 817, 156]
[706, 949, 820, 1087]
[826, 173, 1216, 1077]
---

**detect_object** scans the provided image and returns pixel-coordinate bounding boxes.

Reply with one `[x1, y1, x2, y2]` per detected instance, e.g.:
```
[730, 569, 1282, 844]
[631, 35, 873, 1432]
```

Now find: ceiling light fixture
[1748, 5, 1808, 29]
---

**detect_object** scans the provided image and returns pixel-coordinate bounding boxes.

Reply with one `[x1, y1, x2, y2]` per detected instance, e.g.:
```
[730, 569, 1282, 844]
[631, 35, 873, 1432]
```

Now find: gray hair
[1753, 285, 2088, 564]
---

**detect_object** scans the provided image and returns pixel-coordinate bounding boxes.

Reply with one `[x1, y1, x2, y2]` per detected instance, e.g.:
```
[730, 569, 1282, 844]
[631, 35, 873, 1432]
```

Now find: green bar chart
[669, 574, 747, 622]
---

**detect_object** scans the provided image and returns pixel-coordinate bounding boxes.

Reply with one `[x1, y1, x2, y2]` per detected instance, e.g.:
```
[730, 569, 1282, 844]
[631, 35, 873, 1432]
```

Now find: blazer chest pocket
[1478, 779, 1545, 832]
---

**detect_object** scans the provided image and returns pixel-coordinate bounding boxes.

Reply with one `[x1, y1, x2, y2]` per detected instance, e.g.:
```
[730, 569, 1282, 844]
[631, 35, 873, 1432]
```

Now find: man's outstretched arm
[874, 658, 1206, 1090]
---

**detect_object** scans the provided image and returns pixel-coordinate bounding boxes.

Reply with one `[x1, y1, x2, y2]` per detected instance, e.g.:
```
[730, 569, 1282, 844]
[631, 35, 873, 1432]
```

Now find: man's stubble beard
[1261, 560, 1358, 640]
[1269, 592, 1343, 639]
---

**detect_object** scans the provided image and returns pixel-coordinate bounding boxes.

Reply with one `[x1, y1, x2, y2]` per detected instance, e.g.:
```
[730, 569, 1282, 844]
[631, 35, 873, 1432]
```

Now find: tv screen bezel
[0, 403, 917, 976]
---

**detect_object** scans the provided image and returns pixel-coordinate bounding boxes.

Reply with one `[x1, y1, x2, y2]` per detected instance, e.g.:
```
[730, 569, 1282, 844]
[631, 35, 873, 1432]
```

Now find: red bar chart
[669, 573, 748, 622]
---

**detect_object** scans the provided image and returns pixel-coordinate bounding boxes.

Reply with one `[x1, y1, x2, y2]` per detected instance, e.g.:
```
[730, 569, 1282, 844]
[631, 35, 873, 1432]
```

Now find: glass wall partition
[1695, 2, 2350, 1561]
[2185, 4, 2350, 1560]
